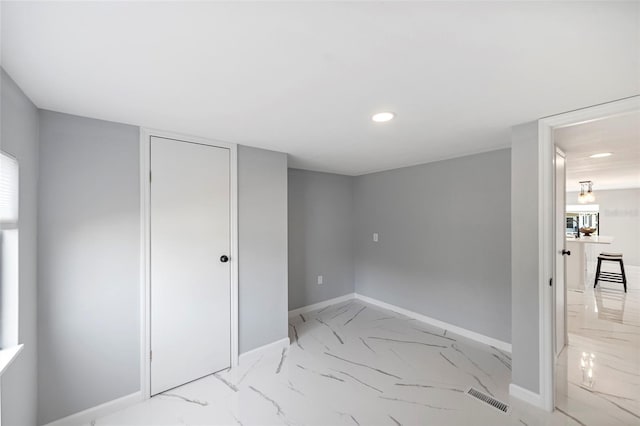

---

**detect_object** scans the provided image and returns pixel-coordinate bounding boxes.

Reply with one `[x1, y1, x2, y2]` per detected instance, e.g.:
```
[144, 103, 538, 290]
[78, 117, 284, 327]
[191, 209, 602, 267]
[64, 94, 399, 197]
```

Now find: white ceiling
[2, 1, 639, 175]
[556, 111, 640, 191]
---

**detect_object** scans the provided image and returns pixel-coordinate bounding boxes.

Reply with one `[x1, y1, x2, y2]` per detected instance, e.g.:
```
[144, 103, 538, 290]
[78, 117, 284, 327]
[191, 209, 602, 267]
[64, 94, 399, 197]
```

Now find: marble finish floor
[88, 299, 585, 426]
[556, 264, 640, 425]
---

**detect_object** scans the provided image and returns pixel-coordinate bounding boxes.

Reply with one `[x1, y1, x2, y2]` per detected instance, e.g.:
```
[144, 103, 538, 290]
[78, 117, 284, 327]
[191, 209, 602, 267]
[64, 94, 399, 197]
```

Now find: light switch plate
[317, 275, 323, 285]
[373, 233, 379, 242]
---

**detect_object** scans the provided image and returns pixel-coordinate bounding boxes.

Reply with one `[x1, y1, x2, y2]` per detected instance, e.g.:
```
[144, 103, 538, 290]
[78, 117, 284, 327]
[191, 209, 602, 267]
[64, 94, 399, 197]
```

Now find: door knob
[220, 255, 229, 263]
[562, 249, 571, 256]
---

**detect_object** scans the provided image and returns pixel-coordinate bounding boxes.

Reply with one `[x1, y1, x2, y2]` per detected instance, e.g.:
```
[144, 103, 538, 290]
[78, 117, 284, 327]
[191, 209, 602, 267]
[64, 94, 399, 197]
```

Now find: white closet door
[150, 136, 231, 395]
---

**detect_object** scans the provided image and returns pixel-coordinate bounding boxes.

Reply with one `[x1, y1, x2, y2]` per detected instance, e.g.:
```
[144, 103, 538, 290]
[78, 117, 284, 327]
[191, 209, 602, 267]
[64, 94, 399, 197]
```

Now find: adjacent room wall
[238, 146, 289, 353]
[37, 111, 141, 425]
[567, 188, 640, 266]
[510, 122, 541, 395]
[1, 69, 39, 426]
[288, 169, 354, 310]
[353, 149, 512, 344]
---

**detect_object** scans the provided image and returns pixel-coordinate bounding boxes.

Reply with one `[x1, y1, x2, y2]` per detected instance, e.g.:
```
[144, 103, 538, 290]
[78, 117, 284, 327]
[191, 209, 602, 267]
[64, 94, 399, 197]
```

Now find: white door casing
[537, 96, 639, 412]
[140, 129, 239, 400]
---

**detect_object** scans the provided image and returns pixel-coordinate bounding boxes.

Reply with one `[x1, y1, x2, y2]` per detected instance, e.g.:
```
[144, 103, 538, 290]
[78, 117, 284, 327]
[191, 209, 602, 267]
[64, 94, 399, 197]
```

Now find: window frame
[0, 150, 22, 368]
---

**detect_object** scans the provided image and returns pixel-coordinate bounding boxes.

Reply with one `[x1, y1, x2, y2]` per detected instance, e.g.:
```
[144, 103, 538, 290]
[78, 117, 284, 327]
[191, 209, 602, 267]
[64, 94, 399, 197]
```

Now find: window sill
[0, 344, 23, 377]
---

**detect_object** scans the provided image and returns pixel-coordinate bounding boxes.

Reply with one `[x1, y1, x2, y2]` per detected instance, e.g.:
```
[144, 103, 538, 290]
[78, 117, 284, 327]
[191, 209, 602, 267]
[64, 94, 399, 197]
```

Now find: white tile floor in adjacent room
[86, 299, 597, 426]
[556, 264, 640, 426]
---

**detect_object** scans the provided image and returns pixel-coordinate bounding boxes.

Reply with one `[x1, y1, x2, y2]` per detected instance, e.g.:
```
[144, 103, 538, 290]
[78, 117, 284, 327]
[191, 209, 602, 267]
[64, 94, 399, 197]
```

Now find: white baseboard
[354, 293, 512, 353]
[42, 338, 291, 426]
[509, 383, 543, 408]
[288, 293, 355, 318]
[239, 337, 290, 365]
[43, 391, 142, 426]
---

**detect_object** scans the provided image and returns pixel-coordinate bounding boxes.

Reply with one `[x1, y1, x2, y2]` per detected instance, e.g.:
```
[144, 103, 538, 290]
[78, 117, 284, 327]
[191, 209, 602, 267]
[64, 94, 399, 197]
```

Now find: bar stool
[594, 252, 627, 293]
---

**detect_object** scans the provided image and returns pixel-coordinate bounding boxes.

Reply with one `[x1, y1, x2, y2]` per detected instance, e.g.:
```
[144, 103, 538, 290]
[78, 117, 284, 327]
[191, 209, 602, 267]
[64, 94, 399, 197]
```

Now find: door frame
[553, 146, 567, 360]
[537, 95, 639, 411]
[139, 128, 239, 400]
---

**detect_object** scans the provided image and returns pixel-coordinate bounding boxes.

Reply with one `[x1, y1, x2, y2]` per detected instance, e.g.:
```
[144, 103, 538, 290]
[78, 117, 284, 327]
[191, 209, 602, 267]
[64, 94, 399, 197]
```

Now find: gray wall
[35, 112, 289, 423]
[238, 146, 289, 353]
[1, 69, 39, 426]
[353, 149, 512, 343]
[37, 111, 140, 425]
[567, 189, 640, 266]
[288, 169, 354, 310]
[510, 122, 541, 394]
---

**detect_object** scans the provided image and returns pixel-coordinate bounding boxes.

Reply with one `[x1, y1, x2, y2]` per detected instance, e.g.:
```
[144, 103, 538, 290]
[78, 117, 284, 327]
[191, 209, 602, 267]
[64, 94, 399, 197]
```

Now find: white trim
[354, 293, 512, 353]
[509, 384, 542, 408]
[230, 142, 239, 371]
[139, 128, 239, 401]
[537, 96, 640, 412]
[0, 344, 23, 377]
[288, 293, 356, 318]
[289, 293, 512, 352]
[239, 337, 290, 366]
[42, 391, 142, 426]
[139, 129, 150, 401]
[538, 116, 554, 412]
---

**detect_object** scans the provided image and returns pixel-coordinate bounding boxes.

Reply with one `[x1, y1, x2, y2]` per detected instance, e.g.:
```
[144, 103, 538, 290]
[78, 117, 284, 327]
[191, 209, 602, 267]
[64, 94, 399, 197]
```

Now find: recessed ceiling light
[589, 152, 612, 158]
[371, 112, 395, 122]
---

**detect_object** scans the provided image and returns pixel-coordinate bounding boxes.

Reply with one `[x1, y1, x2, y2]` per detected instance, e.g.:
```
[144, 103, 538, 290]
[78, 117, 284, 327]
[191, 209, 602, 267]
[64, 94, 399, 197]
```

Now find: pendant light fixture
[578, 181, 595, 204]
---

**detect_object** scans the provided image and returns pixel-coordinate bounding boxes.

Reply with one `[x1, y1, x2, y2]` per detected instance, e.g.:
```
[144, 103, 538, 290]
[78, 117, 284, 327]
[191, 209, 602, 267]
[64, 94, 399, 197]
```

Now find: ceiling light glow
[372, 112, 395, 122]
[589, 152, 612, 158]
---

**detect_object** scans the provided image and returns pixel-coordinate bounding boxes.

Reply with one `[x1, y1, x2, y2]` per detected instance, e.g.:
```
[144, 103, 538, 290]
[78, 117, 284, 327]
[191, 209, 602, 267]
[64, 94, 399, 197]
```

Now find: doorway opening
[541, 99, 640, 423]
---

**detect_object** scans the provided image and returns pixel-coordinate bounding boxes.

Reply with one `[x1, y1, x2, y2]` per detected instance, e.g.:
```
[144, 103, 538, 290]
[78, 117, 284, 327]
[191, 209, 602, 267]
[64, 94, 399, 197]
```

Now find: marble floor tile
[87, 286, 640, 426]
[556, 264, 640, 426]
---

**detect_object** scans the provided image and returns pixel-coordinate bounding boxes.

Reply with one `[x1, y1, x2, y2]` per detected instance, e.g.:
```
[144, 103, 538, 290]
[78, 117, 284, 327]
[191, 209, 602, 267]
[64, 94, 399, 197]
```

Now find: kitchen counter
[566, 236, 613, 291]
[565, 235, 614, 244]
